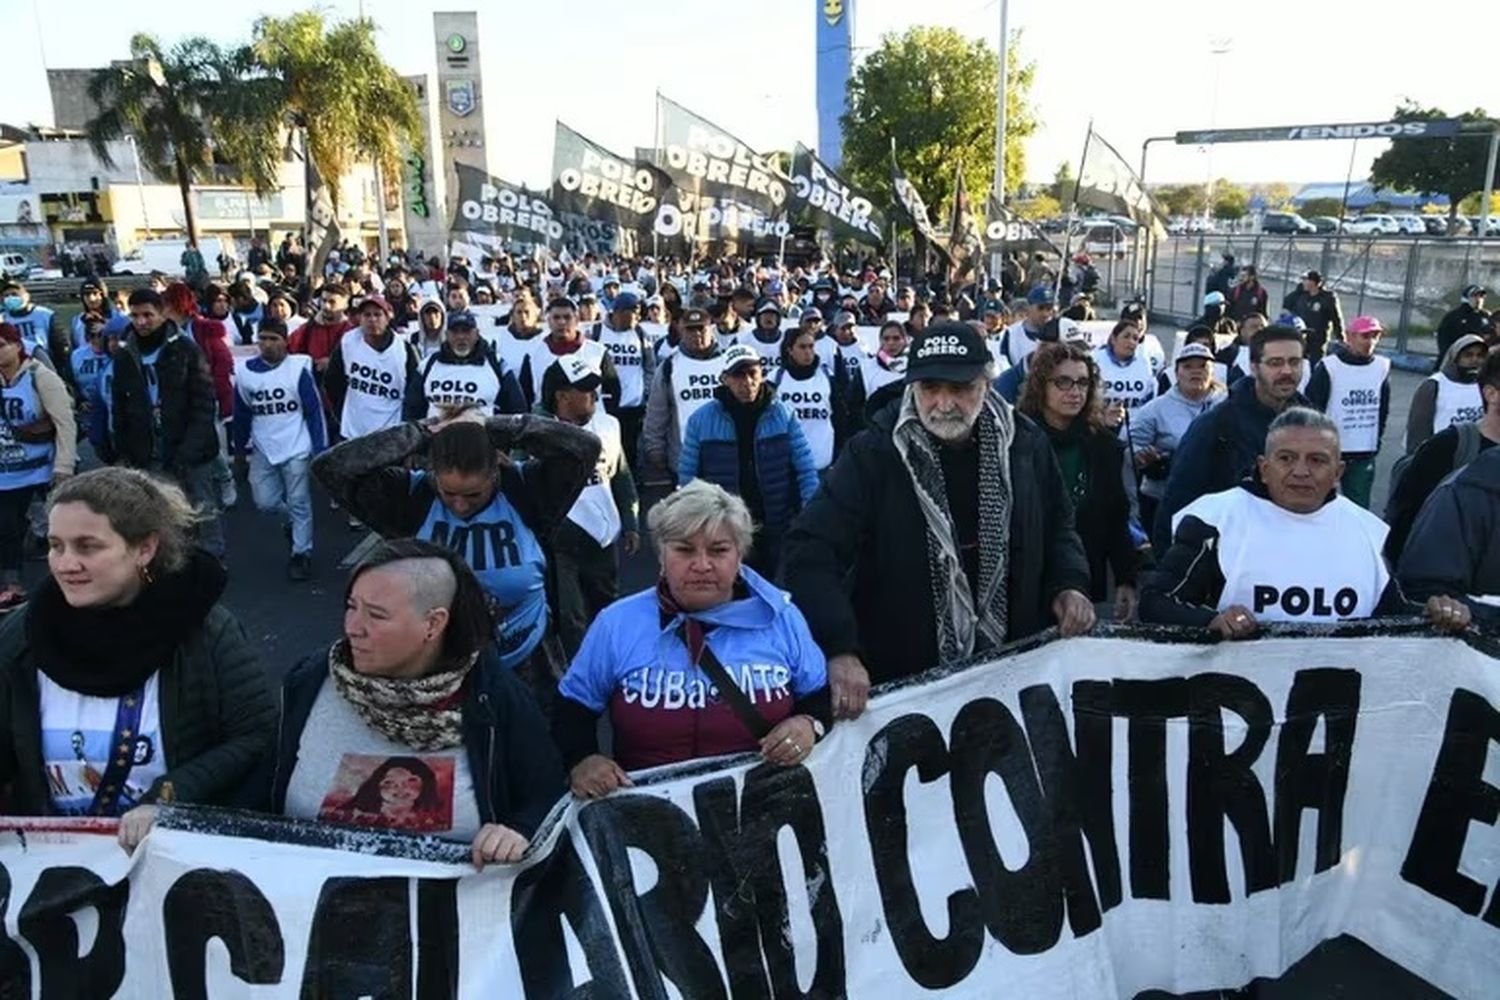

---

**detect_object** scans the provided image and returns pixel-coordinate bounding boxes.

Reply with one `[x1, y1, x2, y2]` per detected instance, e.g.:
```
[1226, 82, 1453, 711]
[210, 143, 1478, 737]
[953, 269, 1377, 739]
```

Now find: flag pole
[652, 89, 663, 261]
[1056, 120, 1093, 302]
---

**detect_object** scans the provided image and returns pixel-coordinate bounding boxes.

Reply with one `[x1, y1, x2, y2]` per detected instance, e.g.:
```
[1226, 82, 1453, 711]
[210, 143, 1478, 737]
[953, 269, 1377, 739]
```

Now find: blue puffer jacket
[678, 386, 820, 559]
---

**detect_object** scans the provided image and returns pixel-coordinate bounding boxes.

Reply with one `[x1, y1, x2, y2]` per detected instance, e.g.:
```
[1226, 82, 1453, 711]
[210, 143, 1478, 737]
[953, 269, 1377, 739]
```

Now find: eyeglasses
[1049, 376, 1091, 392]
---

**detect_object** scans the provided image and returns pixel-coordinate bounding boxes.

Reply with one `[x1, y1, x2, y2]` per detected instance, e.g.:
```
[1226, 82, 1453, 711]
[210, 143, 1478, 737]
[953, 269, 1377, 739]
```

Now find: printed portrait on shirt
[319, 753, 456, 832]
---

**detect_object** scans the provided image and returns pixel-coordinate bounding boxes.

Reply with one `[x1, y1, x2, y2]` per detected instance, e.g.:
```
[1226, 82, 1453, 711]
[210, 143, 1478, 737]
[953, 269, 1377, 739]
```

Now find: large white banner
[2, 626, 1498, 998]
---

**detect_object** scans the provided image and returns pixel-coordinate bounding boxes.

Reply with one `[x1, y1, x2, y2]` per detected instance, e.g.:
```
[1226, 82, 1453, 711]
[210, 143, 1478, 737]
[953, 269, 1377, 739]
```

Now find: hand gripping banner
[3, 623, 1498, 997]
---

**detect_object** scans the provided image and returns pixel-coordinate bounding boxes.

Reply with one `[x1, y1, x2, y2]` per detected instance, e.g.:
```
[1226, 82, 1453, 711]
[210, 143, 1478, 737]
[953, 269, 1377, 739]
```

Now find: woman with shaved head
[264, 539, 564, 869]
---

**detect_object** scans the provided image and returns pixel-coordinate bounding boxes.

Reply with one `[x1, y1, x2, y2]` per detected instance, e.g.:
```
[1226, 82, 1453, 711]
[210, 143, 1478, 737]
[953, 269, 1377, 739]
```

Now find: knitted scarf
[328, 641, 477, 751]
[892, 386, 1015, 663]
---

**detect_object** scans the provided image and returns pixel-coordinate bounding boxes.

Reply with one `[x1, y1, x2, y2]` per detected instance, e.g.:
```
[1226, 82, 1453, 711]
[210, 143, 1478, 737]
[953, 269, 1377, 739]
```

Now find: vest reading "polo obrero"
[1174, 487, 1390, 623]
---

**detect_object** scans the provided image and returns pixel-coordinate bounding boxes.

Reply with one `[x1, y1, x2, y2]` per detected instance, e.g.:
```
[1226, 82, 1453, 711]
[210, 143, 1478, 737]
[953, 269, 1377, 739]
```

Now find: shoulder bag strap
[679, 623, 772, 740]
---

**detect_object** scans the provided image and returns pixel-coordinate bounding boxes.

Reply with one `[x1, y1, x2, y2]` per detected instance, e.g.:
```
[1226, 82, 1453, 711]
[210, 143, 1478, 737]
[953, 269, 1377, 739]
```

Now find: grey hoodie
[1405, 333, 1485, 454]
[1126, 383, 1228, 499]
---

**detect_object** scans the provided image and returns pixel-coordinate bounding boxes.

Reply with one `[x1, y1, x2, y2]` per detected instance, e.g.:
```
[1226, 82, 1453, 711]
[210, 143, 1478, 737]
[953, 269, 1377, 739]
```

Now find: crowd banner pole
[1057, 121, 1094, 301]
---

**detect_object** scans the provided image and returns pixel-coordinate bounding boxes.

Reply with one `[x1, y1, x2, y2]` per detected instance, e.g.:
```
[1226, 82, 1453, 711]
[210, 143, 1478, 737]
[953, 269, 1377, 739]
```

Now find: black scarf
[26, 549, 227, 697]
[779, 350, 821, 381]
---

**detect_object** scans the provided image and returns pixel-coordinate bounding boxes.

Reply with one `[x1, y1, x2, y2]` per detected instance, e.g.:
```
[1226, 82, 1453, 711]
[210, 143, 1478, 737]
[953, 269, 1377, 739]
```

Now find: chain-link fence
[1092, 234, 1500, 358]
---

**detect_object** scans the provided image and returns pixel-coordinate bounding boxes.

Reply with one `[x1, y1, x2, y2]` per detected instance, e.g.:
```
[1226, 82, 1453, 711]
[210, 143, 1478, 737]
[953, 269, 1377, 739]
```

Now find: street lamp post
[1203, 37, 1233, 227]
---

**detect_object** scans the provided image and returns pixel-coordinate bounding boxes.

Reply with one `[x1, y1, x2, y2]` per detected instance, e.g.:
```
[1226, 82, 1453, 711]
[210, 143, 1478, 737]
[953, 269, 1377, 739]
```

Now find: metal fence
[1093, 234, 1500, 358]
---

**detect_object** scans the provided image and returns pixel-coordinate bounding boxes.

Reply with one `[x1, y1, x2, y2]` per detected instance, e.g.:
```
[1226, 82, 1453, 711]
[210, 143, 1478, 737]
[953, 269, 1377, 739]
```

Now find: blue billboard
[816, 0, 854, 170]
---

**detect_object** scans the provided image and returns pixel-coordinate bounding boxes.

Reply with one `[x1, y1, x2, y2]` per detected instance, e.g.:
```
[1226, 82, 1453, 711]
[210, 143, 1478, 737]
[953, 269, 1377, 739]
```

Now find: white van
[0, 253, 31, 279]
[112, 237, 225, 277]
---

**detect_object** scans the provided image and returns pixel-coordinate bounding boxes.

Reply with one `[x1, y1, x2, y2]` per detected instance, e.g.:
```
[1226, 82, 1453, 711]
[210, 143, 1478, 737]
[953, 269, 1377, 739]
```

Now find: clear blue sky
[1, 0, 1488, 192]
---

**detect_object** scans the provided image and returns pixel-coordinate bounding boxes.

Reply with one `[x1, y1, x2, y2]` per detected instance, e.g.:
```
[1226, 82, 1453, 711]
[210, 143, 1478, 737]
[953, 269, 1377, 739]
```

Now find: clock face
[446, 33, 466, 54]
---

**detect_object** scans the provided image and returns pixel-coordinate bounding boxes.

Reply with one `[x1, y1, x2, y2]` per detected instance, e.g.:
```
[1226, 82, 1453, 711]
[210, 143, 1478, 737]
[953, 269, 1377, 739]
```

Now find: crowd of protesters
[0, 232, 1494, 870]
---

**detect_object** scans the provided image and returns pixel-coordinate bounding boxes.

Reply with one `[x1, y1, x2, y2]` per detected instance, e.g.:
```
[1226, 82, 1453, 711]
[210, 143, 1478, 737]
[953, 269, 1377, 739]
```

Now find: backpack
[1384, 421, 1483, 522]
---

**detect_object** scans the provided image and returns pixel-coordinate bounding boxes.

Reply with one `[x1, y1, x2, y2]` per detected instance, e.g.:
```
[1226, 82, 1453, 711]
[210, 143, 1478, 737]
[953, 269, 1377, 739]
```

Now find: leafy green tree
[1013, 193, 1062, 219]
[214, 13, 420, 273]
[83, 34, 233, 244]
[1458, 191, 1500, 215]
[1156, 183, 1208, 217]
[1255, 182, 1294, 211]
[1212, 182, 1250, 220]
[1298, 197, 1346, 218]
[841, 25, 1037, 257]
[1050, 161, 1076, 205]
[1369, 102, 1497, 227]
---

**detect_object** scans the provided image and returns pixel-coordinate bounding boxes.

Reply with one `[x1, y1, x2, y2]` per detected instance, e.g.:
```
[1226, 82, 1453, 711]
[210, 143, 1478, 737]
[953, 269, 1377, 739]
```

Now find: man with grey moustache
[783, 321, 1094, 719]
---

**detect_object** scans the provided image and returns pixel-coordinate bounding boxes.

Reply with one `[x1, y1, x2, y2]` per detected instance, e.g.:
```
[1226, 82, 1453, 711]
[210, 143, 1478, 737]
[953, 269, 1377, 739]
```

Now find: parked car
[1470, 216, 1500, 237]
[1344, 215, 1400, 235]
[1083, 224, 1128, 259]
[1308, 216, 1343, 234]
[1423, 216, 1452, 236]
[1261, 211, 1316, 235]
[1392, 214, 1427, 235]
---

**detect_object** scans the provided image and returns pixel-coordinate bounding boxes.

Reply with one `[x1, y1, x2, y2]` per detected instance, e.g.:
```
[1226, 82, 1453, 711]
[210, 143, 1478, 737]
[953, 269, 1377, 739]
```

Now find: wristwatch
[805, 716, 826, 742]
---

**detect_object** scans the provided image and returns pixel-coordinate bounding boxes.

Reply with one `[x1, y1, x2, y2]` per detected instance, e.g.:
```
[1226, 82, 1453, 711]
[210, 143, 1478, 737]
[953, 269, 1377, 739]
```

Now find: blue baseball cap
[611, 291, 640, 312]
[1026, 286, 1057, 307]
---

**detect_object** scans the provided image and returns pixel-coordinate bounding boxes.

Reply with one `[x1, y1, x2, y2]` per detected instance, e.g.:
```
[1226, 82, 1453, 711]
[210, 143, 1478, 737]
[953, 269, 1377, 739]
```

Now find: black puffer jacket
[0, 555, 275, 813]
[782, 396, 1091, 686]
[107, 321, 221, 471]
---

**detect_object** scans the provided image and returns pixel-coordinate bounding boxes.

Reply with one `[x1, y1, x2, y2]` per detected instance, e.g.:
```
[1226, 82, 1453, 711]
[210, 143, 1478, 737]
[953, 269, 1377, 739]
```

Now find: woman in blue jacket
[268, 539, 564, 869]
[677, 344, 819, 576]
[554, 481, 831, 798]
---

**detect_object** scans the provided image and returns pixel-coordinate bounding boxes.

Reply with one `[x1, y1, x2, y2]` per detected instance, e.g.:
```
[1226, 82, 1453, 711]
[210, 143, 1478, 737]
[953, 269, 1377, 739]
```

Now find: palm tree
[83, 34, 227, 245]
[214, 13, 420, 275]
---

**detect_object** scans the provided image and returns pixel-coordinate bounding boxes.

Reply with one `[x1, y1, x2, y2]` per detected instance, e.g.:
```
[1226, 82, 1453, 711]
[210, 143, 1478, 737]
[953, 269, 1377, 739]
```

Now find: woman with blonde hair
[0, 467, 274, 851]
[554, 480, 831, 799]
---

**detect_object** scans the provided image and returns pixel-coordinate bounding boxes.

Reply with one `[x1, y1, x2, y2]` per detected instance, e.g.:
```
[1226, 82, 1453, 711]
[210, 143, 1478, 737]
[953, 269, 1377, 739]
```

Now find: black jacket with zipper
[108, 321, 221, 471]
[265, 646, 565, 838]
[1039, 419, 1150, 601]
[782, 395, 1091, 687]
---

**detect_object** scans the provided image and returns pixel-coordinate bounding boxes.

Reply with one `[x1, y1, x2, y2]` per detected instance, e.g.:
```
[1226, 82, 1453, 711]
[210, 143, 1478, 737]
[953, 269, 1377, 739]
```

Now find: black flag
[789, 142, 886, 246]
[890, 147, 950, 264]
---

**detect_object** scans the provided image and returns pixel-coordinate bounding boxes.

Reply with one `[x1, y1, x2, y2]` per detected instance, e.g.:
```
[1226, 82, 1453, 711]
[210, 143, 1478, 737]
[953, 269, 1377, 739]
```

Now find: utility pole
[991, 0, 1009, 203]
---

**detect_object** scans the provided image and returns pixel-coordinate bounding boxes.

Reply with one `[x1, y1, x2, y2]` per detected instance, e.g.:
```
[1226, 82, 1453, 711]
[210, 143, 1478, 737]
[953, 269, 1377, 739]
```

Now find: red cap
[357, 294, 392, 315]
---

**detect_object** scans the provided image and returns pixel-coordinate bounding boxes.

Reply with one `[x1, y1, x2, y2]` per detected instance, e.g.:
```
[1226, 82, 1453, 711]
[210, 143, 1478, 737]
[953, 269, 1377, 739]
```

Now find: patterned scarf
[328, 641, 477, 751]
[892, 385, 1015, 664]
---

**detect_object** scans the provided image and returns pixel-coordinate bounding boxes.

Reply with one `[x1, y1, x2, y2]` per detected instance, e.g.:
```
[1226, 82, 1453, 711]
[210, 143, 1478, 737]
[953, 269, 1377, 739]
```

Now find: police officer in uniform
[1281, 269, 1344, 363]
[640, 307, 725, 484]
[1141, 407, 1469, 636]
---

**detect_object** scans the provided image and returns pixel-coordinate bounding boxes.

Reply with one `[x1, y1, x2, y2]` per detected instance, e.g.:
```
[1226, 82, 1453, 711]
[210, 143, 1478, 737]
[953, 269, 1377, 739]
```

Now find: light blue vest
[5, 306, 54, 356]
[412, 470, 548, 669]
[0, 369, 54, 490]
